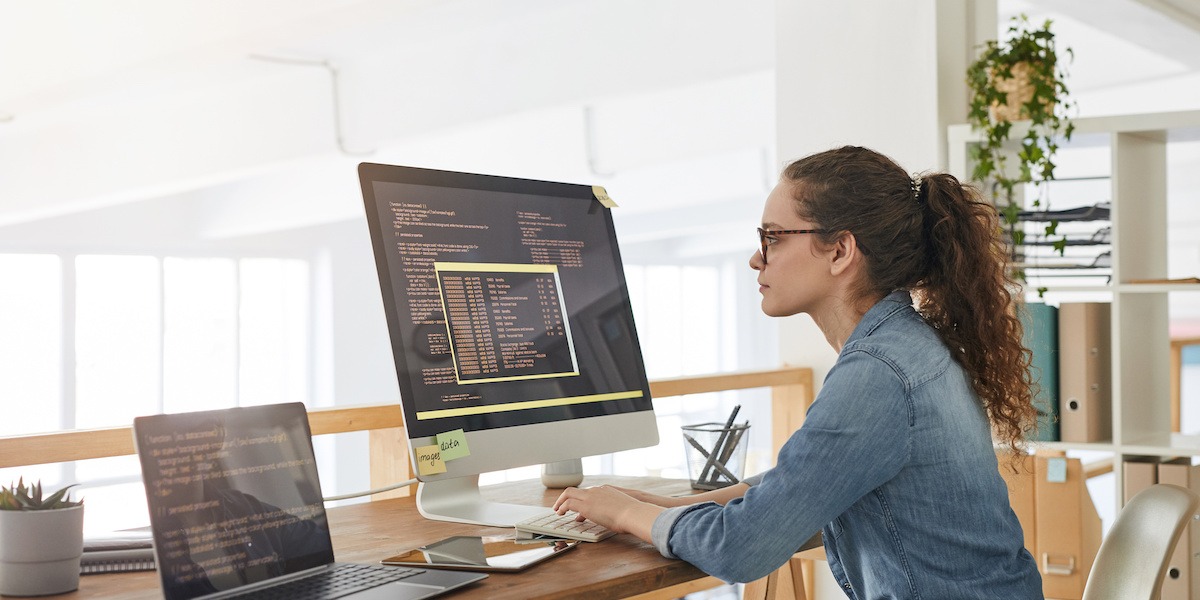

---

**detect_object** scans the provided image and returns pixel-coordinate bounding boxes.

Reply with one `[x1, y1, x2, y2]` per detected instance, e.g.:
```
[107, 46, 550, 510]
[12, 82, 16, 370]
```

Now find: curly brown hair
[781, 146, 1036, 453]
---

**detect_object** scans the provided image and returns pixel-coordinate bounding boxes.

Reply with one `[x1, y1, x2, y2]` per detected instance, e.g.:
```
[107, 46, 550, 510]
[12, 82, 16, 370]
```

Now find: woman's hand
[608, 482, 750, 508]
[552, 485, 664, 542]
[604, 485, 686, 508]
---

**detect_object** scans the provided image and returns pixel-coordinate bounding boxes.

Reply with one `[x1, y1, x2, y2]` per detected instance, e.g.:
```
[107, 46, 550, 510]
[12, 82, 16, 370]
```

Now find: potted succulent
[0, 479, 85, 597]
[966, 13, 1076, 277]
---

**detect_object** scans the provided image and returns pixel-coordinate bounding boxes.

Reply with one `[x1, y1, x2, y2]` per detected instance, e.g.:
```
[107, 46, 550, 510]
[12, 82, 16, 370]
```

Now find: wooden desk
[51, 476, 709, 600]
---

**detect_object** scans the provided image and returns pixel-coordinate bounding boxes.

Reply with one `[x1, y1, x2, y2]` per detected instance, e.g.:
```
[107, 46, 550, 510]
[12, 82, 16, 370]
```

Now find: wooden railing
[0, 367, 816, 487]
[0, 367, 813, 600]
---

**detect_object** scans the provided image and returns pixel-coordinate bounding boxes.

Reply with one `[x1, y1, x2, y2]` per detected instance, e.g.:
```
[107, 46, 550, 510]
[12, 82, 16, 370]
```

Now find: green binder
[1021, 302, 1059, 441]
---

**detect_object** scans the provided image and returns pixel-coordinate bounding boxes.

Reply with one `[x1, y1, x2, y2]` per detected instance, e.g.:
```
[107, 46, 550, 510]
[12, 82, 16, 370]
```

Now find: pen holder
[682, 421, 750, 490]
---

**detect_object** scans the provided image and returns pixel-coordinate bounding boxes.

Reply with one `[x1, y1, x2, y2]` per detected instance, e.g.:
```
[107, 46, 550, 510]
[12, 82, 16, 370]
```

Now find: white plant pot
[0, 505, 84, 597]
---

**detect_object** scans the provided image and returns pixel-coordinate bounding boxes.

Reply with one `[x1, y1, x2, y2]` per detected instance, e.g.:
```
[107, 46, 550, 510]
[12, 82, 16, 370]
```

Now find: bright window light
[163, 257, 238, 413]
[75, 255, 160, 429]
[0, 254, 62, 436]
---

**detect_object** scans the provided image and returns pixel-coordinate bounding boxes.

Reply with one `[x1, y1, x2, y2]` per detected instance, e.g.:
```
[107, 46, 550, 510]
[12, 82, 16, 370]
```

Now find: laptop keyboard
[227, 563, 425, 600]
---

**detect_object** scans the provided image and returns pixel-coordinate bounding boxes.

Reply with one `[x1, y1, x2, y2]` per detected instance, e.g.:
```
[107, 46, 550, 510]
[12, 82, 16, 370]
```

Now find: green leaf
[1052, 238, 1068, 256]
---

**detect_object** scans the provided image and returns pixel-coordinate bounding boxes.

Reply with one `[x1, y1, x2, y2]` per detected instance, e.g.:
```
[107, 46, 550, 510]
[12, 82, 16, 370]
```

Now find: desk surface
[57, 476, 708, 600]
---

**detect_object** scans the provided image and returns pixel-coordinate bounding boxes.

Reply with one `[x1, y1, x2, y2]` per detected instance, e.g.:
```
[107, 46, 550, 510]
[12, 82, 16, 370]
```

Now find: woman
[554, 146, 1043, 598]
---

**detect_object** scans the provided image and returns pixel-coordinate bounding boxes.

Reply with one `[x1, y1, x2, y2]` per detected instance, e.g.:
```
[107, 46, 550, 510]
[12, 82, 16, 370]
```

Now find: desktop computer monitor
[358, 163, 659, 526]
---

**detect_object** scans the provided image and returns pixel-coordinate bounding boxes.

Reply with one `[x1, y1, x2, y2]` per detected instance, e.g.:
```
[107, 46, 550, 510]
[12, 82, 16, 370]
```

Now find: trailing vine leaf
[966, 14, 1076, 279]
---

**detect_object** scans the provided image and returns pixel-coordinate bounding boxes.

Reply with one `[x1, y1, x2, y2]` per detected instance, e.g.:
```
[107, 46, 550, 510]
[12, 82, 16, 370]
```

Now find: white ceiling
[1, 0, 1198, 258]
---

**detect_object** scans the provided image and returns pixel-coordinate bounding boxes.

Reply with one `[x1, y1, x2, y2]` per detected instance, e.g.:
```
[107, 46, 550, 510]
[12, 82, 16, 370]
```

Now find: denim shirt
[651, 291, 1042, 599]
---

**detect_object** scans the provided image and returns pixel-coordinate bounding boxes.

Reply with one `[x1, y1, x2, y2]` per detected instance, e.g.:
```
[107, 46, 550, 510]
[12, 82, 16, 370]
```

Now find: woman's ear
[828, 231, 861, 277]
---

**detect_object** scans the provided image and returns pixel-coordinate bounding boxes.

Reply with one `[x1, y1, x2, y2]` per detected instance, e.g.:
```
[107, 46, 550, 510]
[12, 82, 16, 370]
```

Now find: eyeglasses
[757, 227, 827, 264]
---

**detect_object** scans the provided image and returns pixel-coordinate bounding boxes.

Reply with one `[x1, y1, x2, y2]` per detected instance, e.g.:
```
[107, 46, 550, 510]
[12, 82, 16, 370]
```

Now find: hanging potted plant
[966, 14, 1076, 280]
[0, 479, 85, 597]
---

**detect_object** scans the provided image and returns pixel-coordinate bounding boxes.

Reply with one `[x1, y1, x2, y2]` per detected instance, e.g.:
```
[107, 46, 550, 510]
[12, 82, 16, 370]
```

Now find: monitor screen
[358, 163, 658, 525]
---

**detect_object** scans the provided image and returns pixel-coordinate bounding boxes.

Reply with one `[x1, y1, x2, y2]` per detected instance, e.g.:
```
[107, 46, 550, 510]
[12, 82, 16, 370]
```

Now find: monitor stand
[415, 475, 550, 527]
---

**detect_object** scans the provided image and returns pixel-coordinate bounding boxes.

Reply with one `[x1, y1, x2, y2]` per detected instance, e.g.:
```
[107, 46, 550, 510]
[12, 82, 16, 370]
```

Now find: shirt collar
[843, 290, 914, 347]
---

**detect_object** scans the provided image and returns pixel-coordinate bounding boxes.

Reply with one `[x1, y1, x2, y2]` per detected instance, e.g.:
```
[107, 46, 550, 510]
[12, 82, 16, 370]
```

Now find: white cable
[323, 478, 418, 502]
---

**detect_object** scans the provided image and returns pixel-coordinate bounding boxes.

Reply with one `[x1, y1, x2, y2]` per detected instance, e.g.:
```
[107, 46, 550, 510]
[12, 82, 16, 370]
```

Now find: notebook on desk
[133, 402, 486, 600]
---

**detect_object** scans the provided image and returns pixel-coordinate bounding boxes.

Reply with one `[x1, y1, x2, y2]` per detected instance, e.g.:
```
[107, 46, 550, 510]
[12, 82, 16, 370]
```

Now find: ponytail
[917, 173, 1036, 454]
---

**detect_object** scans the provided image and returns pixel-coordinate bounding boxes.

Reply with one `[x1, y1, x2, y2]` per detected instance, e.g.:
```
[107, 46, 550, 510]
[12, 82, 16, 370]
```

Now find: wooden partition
[0, 366, 814, 599]
[0, 366, 814, 479]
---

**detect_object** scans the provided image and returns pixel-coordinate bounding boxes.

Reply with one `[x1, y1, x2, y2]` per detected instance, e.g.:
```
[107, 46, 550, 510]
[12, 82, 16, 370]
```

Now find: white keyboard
[514, 511, 615, 542]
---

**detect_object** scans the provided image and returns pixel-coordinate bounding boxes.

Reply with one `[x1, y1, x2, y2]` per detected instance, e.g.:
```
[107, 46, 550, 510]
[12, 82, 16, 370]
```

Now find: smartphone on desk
[381, 535, 579, 572]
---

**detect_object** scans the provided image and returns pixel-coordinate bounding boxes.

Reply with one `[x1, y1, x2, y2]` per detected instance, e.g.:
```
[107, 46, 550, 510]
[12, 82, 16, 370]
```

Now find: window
[0, 255, 63, 487]
[0, 253, 310, 533]
[75, 255, 161, 428]
[481, 257, 775, 485]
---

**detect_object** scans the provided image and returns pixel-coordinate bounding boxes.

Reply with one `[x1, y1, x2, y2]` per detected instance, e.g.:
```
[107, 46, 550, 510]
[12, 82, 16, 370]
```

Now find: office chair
[1081, 483, 1200, 600]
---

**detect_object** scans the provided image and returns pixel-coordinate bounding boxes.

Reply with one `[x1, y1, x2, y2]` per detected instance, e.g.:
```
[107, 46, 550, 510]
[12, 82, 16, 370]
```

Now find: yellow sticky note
[414, 445, 446, 476]
[592, 185, 618, 208]
[436, 429, 470, 462]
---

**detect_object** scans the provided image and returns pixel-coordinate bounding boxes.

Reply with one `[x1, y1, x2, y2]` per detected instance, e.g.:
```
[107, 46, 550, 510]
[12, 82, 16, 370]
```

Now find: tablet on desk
[382, 535, 579, 572]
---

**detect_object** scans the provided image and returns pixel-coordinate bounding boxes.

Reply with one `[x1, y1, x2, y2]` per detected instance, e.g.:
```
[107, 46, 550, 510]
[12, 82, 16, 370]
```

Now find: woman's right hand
[611, 482, 752, 507]
[606, 486, 688, 508]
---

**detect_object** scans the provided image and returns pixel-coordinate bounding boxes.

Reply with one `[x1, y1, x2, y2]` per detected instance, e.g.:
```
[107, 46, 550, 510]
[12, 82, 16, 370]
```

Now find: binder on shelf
[1058, 302, 1112, 443]
[1122, 456, 1159, 502]
[1035, 453, 1102, 600]
[1021, 302, 1060, 441]
[1157, 458, 1200, 600]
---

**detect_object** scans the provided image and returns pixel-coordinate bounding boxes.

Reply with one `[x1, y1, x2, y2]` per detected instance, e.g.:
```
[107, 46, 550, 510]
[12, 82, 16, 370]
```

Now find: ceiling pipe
[583, 105, 614, 178]
[248, 54, 375, 157]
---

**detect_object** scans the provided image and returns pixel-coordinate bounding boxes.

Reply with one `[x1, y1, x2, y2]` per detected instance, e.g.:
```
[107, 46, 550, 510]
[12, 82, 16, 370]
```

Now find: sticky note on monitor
[592, 185, 618, 208]
[436, 429, 470, 462]
[415, 445, 446, 476]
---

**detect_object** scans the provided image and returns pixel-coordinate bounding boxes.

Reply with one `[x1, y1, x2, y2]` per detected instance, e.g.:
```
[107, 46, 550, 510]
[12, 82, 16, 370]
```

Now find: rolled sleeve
[654, 349, 912, 583]
[651, 503, 714, 558]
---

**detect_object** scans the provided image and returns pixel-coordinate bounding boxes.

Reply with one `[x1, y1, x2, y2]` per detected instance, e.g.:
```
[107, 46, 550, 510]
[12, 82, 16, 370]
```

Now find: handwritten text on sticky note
[592, 185, 618, 208]
[415, 445, 446, 476]
[436, 429, 470, 462]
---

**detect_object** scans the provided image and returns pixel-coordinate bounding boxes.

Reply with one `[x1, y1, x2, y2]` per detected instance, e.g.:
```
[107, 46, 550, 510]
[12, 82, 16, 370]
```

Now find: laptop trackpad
[350, 581, 447, 600]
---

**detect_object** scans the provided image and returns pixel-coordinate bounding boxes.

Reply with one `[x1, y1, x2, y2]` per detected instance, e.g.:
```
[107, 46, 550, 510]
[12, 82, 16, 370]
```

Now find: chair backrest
[1081, 483, 1200, 600]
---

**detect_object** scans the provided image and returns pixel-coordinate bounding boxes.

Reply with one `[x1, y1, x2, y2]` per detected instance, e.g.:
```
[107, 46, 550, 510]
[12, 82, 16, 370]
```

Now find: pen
[698, 404, 740, 484]
[684, 434, 739, 484]
[709, 420, 748, 485]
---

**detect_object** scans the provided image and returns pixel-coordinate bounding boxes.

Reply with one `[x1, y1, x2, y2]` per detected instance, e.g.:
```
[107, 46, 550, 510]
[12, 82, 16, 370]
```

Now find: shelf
[1024, 282, 1200, 295]
[1114, 283, 1200, 294]
[951, 111, 1197, 534]
[1027, 441, 1116, 454]
[1116, 434, 1200, 458]
[947, 109, 1200, 147]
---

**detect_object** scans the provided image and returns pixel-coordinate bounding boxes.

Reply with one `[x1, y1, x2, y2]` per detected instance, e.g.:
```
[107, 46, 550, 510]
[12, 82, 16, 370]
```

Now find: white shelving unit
[948, 110, 1200, 519]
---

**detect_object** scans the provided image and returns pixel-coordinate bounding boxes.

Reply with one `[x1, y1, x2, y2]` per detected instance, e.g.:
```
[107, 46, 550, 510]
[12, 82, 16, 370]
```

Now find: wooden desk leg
[622, 576, 725, 600]
[798, 557, 813, 600]
[744, 555, 808, 600]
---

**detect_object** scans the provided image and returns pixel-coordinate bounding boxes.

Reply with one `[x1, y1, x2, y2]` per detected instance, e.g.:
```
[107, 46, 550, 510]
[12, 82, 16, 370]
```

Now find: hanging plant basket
[966, 14, 1077, 286]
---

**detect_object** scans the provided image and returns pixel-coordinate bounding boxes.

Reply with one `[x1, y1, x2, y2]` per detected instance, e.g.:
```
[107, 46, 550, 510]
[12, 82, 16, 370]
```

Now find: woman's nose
[749, 249, 763, 271]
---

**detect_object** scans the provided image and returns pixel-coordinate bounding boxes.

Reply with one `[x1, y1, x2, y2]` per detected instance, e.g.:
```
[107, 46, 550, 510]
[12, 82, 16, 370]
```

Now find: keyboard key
[227, 563, 423, 600]
[515, 512, 615, 542]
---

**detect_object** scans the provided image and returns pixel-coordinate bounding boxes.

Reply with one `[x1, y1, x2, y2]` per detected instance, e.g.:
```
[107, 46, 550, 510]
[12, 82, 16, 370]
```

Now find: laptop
[133, 402, 487, 600]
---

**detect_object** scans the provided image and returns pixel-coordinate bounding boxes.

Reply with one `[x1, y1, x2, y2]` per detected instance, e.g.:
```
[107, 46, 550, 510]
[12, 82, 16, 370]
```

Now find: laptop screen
[134, 403, 335, 600]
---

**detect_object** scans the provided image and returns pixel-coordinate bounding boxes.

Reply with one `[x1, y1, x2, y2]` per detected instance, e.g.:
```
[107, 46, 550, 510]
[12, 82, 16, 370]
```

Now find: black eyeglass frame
[757, 227, 829, 264]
